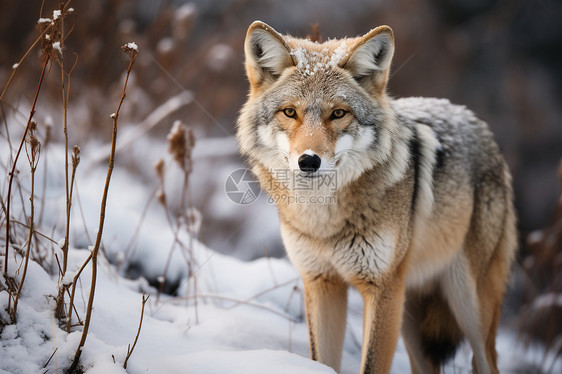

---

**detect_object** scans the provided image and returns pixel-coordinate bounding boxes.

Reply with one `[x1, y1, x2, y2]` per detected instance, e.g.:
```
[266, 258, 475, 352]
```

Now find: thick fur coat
[237, 21, 516, 374]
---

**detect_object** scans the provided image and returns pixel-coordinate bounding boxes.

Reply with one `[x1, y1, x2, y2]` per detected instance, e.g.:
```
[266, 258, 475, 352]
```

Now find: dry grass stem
[55, 6, 79, 321]
[10, 128, 41, 322]
[180, 293, 297, 322]
[4, 55, 50, 279]
[55, 144, 80, 320]
[123, 293, 150, 369]
[120, 184, 159, 273]
[163, 121, 199, 321]
[43, 347, 58, 369]
[66, 251, 92, 332]
[69, 43, 138, 372]
[38, 123, 51, 227]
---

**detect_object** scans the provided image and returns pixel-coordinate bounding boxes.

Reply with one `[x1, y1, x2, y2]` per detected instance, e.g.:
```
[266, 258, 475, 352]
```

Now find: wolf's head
[238, 22, 407, 189]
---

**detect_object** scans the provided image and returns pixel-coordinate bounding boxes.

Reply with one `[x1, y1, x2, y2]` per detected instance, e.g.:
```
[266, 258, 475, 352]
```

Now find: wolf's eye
[282, 108, 297, 118]
[331, 109, 347, 120]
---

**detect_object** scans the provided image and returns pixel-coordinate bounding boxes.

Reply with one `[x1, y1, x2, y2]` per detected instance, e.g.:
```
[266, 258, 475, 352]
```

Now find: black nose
[298, 153, 321, 172]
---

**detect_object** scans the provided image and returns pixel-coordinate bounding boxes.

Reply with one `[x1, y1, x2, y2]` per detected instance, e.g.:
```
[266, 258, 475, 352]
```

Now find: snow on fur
[289, 41, 351, 77]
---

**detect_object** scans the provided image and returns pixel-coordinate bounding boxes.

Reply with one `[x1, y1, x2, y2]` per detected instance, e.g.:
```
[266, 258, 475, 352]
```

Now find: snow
[1, 113, 560, 373]
[167, 119, 184, 141]
[62, 270, 76, 286]
[125, 42, 138, 52]
[289, 41, 351, 77]
[329, 42, 351, 67]
[2, 239, 556, 373]
[53, 41, 62, 55]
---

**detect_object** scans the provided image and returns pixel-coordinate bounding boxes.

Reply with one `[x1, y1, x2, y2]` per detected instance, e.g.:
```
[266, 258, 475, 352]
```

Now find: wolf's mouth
[300, 172, 320, 179]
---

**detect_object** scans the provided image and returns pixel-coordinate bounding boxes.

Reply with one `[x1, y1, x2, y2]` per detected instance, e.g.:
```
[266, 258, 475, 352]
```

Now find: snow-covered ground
[1, 122, 560, 373]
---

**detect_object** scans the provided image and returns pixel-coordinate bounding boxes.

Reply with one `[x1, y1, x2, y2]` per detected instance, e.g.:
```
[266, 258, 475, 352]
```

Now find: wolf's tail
[418, 291, 464, 366]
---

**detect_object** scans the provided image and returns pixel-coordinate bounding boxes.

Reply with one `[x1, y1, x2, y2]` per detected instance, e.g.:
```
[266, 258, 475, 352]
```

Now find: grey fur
[238, 22, 516, 374]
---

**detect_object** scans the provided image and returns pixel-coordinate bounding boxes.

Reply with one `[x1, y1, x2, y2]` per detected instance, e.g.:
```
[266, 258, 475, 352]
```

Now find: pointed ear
[342, 26, 394, 95]
[244, 21, 294, 92]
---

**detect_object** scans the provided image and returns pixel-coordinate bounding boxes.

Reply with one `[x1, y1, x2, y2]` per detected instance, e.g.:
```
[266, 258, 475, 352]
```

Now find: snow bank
[3, 238, 558, 373]
[1, 121, 559, 374]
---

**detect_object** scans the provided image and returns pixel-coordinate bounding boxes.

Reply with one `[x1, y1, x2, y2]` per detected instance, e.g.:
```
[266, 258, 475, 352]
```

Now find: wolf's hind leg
[469, 217, 516, 374]
[303, 274, 348, 372]
[441, 252, 491, 374]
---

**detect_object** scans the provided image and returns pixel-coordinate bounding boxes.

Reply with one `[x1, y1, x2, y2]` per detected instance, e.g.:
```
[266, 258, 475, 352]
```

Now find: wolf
[237, 21, 516, 374]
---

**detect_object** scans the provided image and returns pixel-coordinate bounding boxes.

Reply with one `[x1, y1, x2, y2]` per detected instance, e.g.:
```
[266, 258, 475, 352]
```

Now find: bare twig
[123, 293, 150, 369]
[1, 102, 13, 158]
[38, 121, 51, 227]
[55, 5, 76, 320]
[177, 293, 298, 322]
[225, 277, 300, 310]
[0, 0, 73, 102]
[4, 55, 50, 278]
[66, 251, 92, 332]
[69, 43, 137, 372]
[11, 126, 41, 322]
[164, 122, 199, 322]
[55, 145, 80, 320]
[87, 93, 192, 165]
[11, 220, 58, 244]
[61, 10, 70, 275]
[119, 184, 159, 273]
[0, 29, 49, 104]
[73, 180, 93, 245]
[43, 347, 58, 368]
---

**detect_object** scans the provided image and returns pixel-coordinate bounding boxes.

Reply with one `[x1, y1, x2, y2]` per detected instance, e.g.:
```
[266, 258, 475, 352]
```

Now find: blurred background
[1, 0, 561, 357]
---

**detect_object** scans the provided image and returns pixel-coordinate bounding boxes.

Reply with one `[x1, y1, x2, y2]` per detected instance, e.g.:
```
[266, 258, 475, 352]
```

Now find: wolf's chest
[278, 196, 345, 238]
[281, 216, 398, 282]
[280, 197, 399, 281]
[331, 230, 396, 280]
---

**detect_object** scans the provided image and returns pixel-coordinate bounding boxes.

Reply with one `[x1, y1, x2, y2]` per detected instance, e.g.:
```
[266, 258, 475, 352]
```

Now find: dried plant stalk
[164, 121, 199, 322]
[123, 293, 150, 369]
[66, 250, 92, 332]
[4, 56, 49, 279]
[55, 4, 79, 321]
[10, 129, 41, 322]
[55, 144, 80, 320]
[69, 43, 138, 372]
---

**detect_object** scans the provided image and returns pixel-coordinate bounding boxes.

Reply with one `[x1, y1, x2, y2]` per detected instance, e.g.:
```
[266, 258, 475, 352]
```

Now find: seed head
[156, 189, 167, 206]
[121, 42, 139, 62]
[72, 145, 81, 168]
[167, 120, 195, 173]
[154, 159, 165, 181]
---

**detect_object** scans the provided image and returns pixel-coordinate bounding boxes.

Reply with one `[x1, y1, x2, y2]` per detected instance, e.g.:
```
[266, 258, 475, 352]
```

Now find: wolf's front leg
[303, 274, 348, 373]
[357, 274, 406, 374]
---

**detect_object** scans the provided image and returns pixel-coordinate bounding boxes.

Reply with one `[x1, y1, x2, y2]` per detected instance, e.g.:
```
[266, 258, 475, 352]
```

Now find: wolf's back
[395, 96, 516, 275]
[393, 97, 509, 188]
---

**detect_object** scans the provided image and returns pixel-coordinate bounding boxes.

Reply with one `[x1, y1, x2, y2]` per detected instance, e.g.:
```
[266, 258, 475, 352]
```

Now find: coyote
[237, 21, 516, 374]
